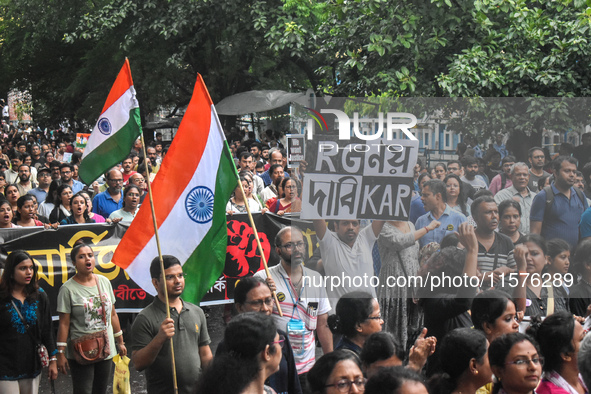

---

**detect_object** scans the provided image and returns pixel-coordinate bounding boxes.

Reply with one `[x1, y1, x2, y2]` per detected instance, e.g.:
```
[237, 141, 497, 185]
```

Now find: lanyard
[281, 275, 304, 320]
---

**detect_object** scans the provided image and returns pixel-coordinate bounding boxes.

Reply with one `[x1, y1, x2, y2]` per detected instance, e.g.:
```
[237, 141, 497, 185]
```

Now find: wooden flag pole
[228, 142, 283, 316]
[139, 132, 179, 394]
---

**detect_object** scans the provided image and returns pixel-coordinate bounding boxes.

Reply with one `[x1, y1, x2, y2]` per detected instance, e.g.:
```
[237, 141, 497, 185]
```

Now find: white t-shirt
[254, 264, 331, 374]
[318, 226, 378, 302]
[461, 175, 488, 192]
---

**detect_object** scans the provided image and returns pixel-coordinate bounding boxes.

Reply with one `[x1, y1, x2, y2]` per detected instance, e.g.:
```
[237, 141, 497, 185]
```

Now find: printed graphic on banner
[0, 214, 319, 312]
[301, 135, 418, 220]
[286, 134, 305, 168]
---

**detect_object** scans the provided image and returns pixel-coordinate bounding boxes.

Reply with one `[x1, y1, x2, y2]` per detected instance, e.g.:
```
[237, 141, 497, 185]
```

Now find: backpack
[543, 185, 587, 219]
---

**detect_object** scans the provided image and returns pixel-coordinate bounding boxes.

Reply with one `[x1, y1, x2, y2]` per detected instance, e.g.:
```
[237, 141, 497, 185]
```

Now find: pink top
[489, 173, 513, 195]
[92, 213, 106, 223]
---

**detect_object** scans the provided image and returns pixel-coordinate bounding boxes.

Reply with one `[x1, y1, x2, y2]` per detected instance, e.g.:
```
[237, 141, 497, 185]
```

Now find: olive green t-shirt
[131, 297, 211, 394]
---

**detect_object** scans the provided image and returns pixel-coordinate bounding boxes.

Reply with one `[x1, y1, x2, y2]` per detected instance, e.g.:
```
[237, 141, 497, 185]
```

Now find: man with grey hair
[494, 162, 536, 234]
[579, 334, 591, 389]
[260, 147, 289, 186]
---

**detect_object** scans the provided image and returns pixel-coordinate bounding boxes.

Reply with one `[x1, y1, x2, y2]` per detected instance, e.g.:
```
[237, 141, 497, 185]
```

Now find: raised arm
[371, 220, 386, 238]
[313, 219, 327, 240]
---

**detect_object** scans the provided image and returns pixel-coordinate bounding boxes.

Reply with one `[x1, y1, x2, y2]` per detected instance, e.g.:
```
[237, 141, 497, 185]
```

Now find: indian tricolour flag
[112, 74, 236, 304]
[78, 59, 141, 185]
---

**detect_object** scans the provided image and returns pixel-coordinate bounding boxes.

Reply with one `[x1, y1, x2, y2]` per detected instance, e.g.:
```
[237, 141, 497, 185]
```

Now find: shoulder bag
[11, 298, 49, 367]
[70, 275, 111, 364]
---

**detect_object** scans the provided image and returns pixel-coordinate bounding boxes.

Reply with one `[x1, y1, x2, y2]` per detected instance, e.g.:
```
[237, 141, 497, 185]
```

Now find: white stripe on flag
[126, 106, 225, 294]
[83, 87, 139, 158]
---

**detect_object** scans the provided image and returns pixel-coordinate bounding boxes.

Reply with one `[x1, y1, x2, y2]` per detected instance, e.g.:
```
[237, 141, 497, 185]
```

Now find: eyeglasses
[366, 314, 382, 321]
[108, 178, 124, 183]
[285, 185, 298, 190]
[505, 357, 544, 367]
[325, 378, 367, 392]
[244, 297, 274, 308]
[280, 242, 305, 250]
[271, 335, 285, 349]
[164, 273, 187, 281]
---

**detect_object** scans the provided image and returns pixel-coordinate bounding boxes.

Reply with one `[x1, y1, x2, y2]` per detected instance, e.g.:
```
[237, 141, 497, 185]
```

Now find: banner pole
[226, 142, 283, 317]
[140, 132, 179, 394]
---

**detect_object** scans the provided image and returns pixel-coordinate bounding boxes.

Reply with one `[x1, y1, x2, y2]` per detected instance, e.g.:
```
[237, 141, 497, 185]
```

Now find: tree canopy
[1, 0, 591, 141]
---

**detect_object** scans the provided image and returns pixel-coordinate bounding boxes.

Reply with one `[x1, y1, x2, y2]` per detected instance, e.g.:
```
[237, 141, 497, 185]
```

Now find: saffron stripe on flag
[78, 108, 141, 184]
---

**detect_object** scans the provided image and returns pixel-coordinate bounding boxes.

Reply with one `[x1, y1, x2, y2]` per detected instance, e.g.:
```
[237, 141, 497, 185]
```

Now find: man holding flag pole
[111, 71, 281, 393]
[81, 59, 283, 392]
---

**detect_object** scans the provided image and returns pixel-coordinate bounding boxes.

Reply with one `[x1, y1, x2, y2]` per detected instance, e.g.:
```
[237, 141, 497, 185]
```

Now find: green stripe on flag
[78, 108, 142, 185]
[182, 144, 237, 304]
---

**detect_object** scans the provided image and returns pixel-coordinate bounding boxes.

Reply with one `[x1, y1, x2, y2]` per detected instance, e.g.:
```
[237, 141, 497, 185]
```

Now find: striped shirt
[476, 232, 516, 274]
[254, 264, 331, 374]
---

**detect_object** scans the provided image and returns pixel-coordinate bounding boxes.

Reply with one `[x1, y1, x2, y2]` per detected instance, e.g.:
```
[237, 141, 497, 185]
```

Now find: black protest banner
[0, 214, 318, 312]
[301, 135, 419, 220]
[0, 223, 153, 315]
[200, 213, 318, 304]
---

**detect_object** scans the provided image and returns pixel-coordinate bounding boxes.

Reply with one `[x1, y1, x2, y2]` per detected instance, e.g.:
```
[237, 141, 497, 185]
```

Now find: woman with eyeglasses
[327, 291, 383, 356]
[489, 333, 542, 394]
[196, 312, 282, 394]
[227, 175, 262, 214]
[267, 178, 301, 215]
[308, 350, 366, 394]
[239, 170, 267, 214]
[219, 276, 302, 394]
[526, 311, 587, 394]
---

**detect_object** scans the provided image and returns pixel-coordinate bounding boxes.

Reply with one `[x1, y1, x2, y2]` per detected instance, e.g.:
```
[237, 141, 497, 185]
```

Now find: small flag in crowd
[78, 59, 142, 184]
[112, 74, 236, 304]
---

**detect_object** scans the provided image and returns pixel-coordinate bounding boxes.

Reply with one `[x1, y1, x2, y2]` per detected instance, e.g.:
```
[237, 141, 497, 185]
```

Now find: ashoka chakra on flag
[185, 186, 215, 223]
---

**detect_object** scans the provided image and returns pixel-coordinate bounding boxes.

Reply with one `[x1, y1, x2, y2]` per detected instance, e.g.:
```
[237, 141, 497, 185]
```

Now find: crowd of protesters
[3, 123, 591, 394]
